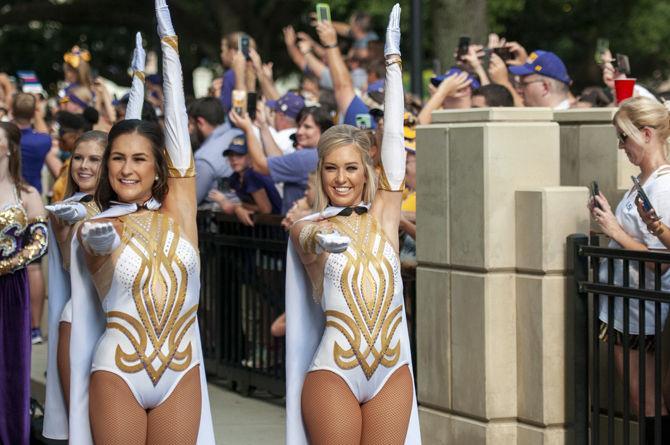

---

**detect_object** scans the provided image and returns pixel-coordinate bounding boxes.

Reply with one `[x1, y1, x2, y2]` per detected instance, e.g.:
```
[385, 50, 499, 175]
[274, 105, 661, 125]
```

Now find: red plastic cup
[615, 78, 636, 104]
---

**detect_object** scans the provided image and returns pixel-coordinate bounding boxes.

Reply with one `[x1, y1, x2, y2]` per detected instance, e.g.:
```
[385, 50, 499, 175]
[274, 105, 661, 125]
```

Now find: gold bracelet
[385, 56, 402, 67]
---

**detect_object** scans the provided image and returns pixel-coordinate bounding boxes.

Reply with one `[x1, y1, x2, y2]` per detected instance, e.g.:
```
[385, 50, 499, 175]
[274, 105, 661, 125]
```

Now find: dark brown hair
[95, 119, 168, 210]
[0, 122, 29, 192]
[64, 130, 108, 198]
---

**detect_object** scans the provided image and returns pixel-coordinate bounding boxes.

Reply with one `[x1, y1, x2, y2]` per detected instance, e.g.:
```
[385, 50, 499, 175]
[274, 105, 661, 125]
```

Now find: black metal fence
[569, 234, 670, 445]
[197, 210, 418, 397]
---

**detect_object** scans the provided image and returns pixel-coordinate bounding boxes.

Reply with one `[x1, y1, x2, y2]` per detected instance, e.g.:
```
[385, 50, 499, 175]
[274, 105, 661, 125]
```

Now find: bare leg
[301, 370, 362, 444]
[57, 321, 71, 410]
[361, 365, 413, 445]
[146, 366, 201, 445]
[28, 264, 45, 329]
[614, 345, 668, 417]
[89, 371, 147, 445]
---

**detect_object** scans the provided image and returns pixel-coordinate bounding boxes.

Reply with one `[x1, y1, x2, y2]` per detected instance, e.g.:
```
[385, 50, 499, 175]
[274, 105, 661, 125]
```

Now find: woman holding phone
[589, 96, 670, 436]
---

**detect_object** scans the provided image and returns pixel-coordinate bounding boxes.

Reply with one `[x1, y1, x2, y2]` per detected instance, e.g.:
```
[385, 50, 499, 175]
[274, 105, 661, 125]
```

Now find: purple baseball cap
[266, 92, 305, 120]
[430, 67, 481, 90]
[508, 50, 571, 85]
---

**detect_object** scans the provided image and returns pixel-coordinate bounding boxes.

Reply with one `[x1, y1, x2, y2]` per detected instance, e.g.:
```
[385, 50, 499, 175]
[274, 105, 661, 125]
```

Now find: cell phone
[632, 176, 654, 212]
[247, 91, 257, 120]
[16, 70, 44, 95]
[457, 36, 470, 61]
[591, 180, 602, 210]
[239, 35, 250, 60]
[612, 54, 631, 76]
[493, 47, 512, 62]
[594, 38, 609, 64]
[355, 113, 372, 130]
[232, 89, 247, 116]
[316, 3, 331, 22]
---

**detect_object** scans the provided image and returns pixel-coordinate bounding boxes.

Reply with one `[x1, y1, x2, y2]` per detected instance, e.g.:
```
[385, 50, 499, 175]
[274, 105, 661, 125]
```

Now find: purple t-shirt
[343, 95, 373, 127]
[20, 128, 51, 193]
[229, 168, 282, 215]
[267, 148, 318, 214]
[219, 69, 236, 114]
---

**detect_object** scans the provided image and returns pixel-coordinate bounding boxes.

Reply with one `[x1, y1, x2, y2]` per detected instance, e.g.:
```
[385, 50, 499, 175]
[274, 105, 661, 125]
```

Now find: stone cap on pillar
[553, 108, 617, 124]
[431, 107, 553, 123]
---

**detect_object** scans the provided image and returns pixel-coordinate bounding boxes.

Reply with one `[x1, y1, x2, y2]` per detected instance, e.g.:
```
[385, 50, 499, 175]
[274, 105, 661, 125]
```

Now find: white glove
[45, 202, 87, 224]
[81, 222, 120, 256]
[131, 32, 146, 73]
[384, 3, 401, 57]
[156, 0, 175, 38]
[315, 231, 351, 254]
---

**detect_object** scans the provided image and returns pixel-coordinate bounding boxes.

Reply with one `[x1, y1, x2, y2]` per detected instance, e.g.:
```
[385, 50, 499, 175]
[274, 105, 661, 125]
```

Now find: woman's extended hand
[589, 193, 623, 238]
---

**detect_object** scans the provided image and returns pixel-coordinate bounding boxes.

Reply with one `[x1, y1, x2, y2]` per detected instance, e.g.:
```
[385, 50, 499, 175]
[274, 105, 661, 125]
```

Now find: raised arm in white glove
[81, 221, 120, 256]
[45, 202, 88, 224]
[156, 0, 193, 178]
[126, 32, 146, 120]
[379, 3, 406, 192]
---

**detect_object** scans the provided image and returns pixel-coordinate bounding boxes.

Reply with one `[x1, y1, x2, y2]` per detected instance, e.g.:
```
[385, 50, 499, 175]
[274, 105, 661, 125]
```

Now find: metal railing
[197, 209, 419, 396]
[569, 234, 670, 445]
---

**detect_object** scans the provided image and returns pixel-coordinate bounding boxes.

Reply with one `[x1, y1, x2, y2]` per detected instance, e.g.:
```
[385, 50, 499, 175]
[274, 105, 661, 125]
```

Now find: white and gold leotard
[90, 210, 201, 409]
[307, 212, 412, 403]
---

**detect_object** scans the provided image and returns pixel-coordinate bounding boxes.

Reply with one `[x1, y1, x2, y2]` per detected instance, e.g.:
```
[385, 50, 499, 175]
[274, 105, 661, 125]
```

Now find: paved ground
[31, 342, 286, 444]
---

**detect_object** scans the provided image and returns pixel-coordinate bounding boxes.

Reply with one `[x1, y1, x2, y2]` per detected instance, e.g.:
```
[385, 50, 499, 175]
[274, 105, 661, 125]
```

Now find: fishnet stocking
[57, 322, 70, 410]
[89, 371, 147, 445]
[361, 365, 413, 445]
[146, 365, 201, 445]
[301, 370, 362, 444]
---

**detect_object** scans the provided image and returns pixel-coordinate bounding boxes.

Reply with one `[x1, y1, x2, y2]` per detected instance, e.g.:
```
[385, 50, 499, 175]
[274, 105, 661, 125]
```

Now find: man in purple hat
[508, 50, 572, 109]
[260, 92, 305, 155]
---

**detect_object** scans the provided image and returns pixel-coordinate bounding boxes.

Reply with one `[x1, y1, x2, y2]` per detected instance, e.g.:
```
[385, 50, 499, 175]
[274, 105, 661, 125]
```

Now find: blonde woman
[589, 96, 670, 436]
[285, 5, 420, 444]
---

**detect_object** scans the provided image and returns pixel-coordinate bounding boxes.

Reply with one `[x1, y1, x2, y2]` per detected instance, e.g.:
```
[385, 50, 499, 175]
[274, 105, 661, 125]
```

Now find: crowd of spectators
[1, 9, 666, 343]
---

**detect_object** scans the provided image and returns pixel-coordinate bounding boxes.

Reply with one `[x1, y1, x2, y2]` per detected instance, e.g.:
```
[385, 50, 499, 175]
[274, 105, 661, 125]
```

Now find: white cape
[65, 204, 215, 444]
[285, 206, 421, 444]
[43, 191, 89, 440]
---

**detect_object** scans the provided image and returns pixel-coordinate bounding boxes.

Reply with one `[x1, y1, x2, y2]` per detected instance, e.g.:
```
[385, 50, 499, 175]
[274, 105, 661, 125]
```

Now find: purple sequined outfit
[0, 205, 32, 445]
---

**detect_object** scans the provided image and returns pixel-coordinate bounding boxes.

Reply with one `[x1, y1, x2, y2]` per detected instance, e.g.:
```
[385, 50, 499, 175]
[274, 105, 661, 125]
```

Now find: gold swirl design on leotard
[325, 213, 402, 380]
[106, 212, 198, 385]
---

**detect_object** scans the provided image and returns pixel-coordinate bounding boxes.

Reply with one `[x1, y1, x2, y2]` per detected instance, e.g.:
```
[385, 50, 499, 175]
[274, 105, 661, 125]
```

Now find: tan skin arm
[229, 110, 270, 176]
[316, 21, 355, 117]
[290, 218, 330, 288]
[162, 176, 198, 246]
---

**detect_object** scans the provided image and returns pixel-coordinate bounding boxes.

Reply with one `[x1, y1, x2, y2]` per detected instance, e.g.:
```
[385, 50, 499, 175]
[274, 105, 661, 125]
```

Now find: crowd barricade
[197, 209, 419, 396]
[569, 233, 670, 444]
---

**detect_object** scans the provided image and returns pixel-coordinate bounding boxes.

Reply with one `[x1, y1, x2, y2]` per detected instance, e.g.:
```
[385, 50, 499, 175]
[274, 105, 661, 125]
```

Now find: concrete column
[555, 108, 635, 207]
[416, 108, 590, 443]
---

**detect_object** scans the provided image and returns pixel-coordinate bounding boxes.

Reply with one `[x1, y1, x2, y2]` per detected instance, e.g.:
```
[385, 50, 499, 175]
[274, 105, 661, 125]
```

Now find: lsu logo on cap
[534, 65, 543, 72]
[528, 52, 539, 63]
[231, 136, 245, 145]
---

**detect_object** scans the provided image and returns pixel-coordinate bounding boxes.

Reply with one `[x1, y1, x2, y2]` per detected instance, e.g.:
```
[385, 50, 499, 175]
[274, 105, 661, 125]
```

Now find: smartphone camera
[493, 47, 512, 62]
[316, 3, 331, 22]
[457, 36, 470, 61]
[355, 113, 372, 130]
[239, 35, 250, 61]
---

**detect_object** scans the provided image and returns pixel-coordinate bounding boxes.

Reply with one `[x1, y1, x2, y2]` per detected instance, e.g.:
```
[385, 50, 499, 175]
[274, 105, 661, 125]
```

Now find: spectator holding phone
[208, 134, 282, 225]
[229, 106, 333, 214]
[219, 32, 257, 114]
[589, 97, 670, 432]
[315, 17, 372, 127]
[509, 50, 572, 109]
[259, 92, 305, 155]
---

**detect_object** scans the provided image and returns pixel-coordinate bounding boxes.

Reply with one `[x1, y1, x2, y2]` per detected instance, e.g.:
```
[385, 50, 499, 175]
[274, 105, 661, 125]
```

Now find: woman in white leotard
[66, 1, 214, 444]
[286, 5, 421, 444]
[42, 33, 147, 441]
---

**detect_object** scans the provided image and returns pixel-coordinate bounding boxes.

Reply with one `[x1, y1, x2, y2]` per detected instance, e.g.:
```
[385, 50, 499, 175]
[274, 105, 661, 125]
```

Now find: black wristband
[323, 43, 338, 49]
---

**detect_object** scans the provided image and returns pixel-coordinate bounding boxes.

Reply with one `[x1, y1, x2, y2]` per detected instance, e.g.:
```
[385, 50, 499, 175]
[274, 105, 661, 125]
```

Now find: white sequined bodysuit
[91, 211, 200, 409]
[308, 212, 412, 403]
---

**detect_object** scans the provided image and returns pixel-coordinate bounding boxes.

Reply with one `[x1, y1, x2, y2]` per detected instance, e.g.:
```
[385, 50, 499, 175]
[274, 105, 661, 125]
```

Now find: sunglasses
[616, 131, 628, 145]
